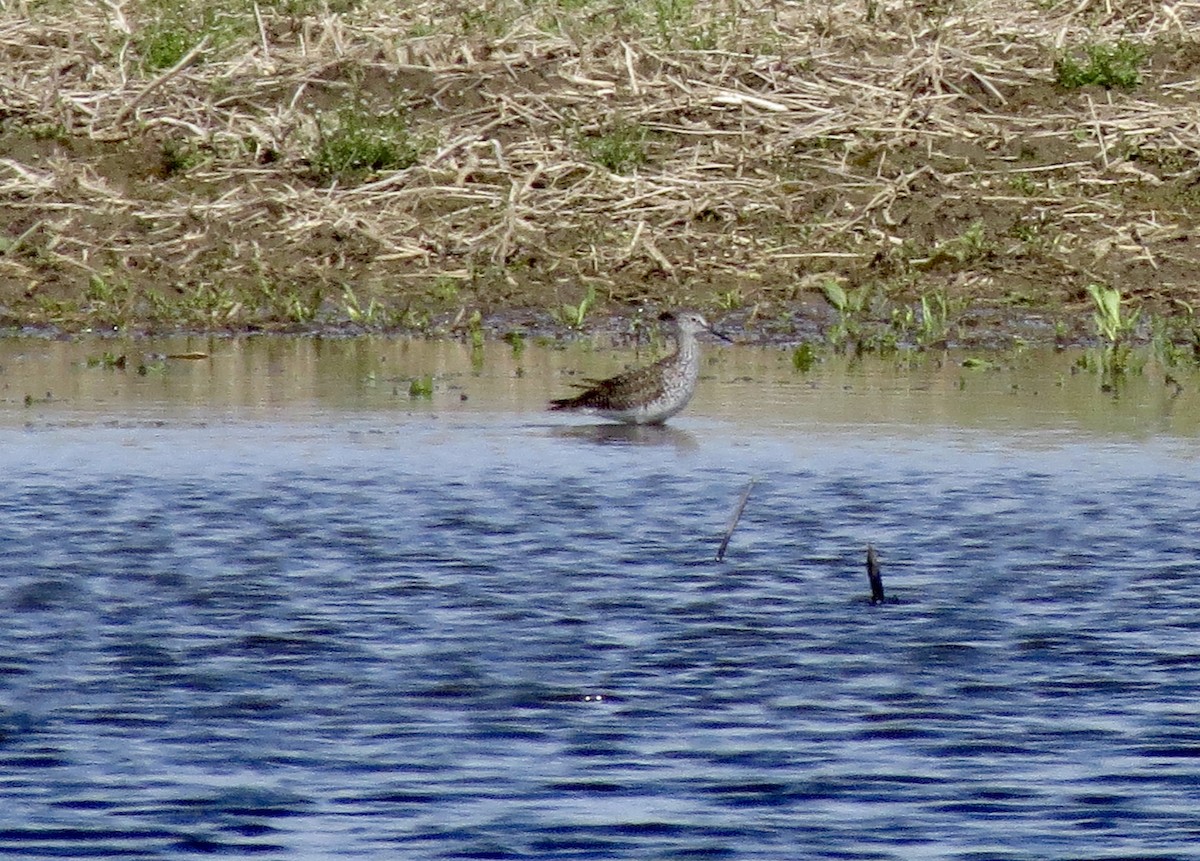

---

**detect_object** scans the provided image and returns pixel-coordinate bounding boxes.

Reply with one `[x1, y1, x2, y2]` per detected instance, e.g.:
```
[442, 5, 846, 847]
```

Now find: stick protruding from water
[716, 478, 756, 562]
[866, 544, 885, 604]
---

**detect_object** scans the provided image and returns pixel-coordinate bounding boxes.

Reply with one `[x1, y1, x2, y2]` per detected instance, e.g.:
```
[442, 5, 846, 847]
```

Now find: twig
[621, 40, 641, 96]
[109, 34, 211, 130]
[1087, 94, 1109, 171]
[716, 478, 756, 562]
[253, 2, 270, 62]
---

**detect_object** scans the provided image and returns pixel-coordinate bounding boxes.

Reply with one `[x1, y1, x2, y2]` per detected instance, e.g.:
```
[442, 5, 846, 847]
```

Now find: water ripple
[0, 421, 1198, 858]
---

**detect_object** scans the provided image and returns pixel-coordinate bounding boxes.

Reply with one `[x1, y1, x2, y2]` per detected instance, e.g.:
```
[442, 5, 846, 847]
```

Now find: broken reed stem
[716, 478, 756, 562]
[109, 35, 212, 131]
[866, 544, 885, 604]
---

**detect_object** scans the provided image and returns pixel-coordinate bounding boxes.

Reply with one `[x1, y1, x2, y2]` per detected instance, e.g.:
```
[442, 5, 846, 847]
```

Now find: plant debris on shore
[2, 0, 1200, 347]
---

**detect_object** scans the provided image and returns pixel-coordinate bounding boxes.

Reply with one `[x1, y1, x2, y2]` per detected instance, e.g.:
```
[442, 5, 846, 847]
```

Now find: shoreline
[3, 2, 1199, 347]
[0, 300, 1155, 354]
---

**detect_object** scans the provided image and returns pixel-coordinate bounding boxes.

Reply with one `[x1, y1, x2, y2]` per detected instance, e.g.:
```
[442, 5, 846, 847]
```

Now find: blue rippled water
[2, 415, 1199, 860]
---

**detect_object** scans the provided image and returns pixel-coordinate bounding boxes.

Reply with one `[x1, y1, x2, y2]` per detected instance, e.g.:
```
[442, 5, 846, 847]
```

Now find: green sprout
[1055, 41, 1146, 90]
[558, 285, 597, 329]
[1086, 283, 1139, 344]
[1084, 283, 1142, 385]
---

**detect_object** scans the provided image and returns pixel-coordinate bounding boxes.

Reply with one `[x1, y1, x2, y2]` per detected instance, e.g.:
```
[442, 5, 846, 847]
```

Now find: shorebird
[549, 310, 730, 425]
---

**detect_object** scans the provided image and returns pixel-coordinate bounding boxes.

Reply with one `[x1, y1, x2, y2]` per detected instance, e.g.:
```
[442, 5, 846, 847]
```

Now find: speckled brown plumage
[548, 311, 729, 425]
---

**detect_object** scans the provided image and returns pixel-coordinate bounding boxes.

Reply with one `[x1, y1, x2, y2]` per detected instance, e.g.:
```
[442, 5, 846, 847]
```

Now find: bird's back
[549, 356, 670, 412]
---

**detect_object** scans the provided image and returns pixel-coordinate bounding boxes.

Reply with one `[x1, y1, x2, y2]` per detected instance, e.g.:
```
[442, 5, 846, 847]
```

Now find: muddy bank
[2, 1, 1199, 346]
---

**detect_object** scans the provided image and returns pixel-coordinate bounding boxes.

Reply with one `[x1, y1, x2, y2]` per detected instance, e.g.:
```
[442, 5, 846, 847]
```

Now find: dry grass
[2, 0, 1200, 340]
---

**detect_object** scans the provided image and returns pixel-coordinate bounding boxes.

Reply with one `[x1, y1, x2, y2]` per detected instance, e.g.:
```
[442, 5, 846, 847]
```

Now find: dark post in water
[867, 544, 885, 604]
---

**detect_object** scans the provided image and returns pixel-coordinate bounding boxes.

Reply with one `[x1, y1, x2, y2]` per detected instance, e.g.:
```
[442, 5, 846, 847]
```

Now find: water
[2, 337, 1200, 859]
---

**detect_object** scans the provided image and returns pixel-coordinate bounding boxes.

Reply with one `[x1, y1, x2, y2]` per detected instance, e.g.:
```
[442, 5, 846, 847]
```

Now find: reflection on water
[1, 334, 1198, 435]
[549, 422, 700, 449]
[0, 336, 1199, 859]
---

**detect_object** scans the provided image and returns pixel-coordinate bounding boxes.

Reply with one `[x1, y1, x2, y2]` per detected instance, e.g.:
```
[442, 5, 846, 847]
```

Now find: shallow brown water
[1, 335, 1197, 437]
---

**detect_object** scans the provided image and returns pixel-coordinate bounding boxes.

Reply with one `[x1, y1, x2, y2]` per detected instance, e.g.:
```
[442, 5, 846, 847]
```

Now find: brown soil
[2, 1, 1199, 347]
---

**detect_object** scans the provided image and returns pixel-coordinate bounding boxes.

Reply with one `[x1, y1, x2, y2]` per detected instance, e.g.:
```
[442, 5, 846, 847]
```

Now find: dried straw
[1, 0, 1199, 330]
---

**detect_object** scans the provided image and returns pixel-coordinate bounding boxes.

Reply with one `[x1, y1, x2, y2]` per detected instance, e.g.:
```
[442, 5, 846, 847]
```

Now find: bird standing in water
[549, 310, 730, 425]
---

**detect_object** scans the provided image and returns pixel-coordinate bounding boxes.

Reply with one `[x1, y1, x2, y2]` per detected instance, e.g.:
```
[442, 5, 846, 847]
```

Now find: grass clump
[83, 275, 134, 328]
[1087, 282, 1139, 345]
[577, 121, 649, 174]
[86, 351, 128, 370]
[159, 139, 208, 175]
[648, 0, 695, 46]
[134, 0, 243, 72]
[922, 221, 992, 270]
[556, 285, 598, 329]
[311, 103, 425, 183]
[408, 375, 434, 398]
[1054, 41, 1146, 90]
[1080, 283, 1142, 385]
[821, 280, 870, 349]
[892, 291, 960, 348]
[140, 24, 193, 72]
[136, 0, 362, 70]
[343, 287, 386, 327]
[791, 342, 817, 372]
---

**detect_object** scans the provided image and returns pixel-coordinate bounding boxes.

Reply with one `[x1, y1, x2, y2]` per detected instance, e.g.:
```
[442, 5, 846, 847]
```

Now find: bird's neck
[670, 329, 701, 374]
